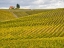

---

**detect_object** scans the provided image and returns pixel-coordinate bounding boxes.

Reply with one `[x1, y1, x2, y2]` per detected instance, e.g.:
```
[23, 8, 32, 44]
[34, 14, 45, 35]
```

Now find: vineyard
[0, 9, 64, 48]
[0, 10, 16, 21]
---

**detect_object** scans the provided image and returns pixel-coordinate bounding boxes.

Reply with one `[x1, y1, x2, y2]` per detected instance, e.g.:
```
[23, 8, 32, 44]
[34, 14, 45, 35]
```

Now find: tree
[16, 4, 20, 9]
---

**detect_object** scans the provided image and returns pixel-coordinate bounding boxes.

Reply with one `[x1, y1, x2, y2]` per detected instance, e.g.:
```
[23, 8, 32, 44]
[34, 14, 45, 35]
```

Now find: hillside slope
[0, 9, 64, 48]
[0, 10, 16, 21]
[0, 9, 64, 38]
[9, 9, 49, 17]
[13, 11, 28, 17]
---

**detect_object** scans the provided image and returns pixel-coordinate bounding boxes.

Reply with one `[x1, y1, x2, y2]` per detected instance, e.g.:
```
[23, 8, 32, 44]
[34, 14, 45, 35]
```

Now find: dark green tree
[16, 4, 20, 9]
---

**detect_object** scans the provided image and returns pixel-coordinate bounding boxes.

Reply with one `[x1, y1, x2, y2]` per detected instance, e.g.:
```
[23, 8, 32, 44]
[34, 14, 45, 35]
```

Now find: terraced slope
[0, 9, 64, 37]
[0, 9, 64, 48]
[10, 9, 48, 17]
[0, 10, 16, 21]
[13, 11, 28, 17]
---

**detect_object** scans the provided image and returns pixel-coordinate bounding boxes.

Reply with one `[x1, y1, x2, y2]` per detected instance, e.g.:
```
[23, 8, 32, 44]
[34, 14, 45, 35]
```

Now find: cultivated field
[0, 9, 64, 48]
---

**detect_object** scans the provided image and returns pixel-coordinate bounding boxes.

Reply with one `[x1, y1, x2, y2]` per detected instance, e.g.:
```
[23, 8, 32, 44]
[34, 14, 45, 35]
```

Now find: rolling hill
[0, 9, 64, 48]
[0, 10, 16, 21]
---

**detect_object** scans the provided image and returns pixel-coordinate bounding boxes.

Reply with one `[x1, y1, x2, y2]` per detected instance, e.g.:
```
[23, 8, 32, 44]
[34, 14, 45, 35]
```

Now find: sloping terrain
[0, 10, 16, 21]
[13, 11, 28, 17]
[0, 9, 64, 48]
[9, 9, 49, 17]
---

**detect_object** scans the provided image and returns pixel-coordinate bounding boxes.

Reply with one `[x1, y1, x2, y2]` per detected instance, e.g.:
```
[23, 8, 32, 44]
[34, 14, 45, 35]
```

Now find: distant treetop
[9, 4, 20, 9]
[16, 4, 20, 9]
